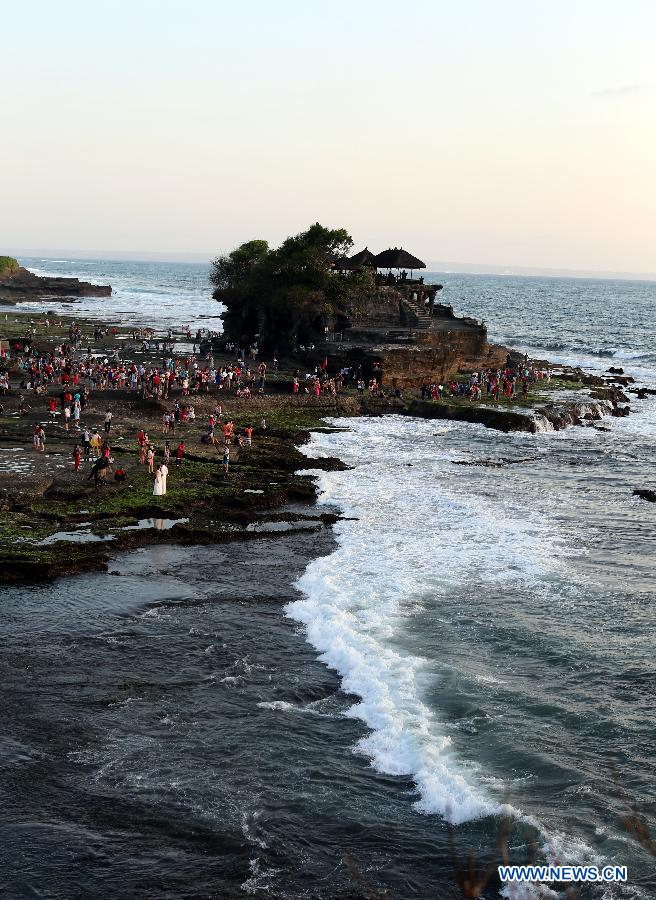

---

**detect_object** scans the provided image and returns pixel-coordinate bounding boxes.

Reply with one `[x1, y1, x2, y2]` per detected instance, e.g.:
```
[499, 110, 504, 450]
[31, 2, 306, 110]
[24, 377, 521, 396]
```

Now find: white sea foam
[287, 414, 653, 898]
[257, 700, 335, 718]
[286, 416, 578, 825]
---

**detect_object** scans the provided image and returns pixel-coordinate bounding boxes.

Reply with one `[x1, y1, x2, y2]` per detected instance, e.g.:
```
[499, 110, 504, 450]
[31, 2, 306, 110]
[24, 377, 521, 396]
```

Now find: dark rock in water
[559, 367, 606, 386]
[633, 489, 656, 503]
[608, 375, 635, 385]
[631, 388, 655, 399]
[454, 458, 505, 468]
[608, 366, 624, 374]
[0, 264, 111, 303]
[611, 405, 631, 417]
[590, 387, 629, 403]
[406, 400, 538, 433]
[539, 405, 582, 429]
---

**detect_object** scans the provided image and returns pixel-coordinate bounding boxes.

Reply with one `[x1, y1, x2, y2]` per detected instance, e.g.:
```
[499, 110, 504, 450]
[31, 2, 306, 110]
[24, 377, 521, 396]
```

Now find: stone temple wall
[349, 290, 401, 326]
[326, 325, 501, 390]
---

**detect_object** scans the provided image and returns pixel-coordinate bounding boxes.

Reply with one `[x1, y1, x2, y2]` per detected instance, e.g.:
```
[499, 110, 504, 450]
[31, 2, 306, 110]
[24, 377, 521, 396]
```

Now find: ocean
[2, 258, 655, 898]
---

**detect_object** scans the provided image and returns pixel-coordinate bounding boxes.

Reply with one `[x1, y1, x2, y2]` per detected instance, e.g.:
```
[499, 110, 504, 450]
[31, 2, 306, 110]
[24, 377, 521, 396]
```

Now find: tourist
[90, 429, 102, 458]
[72, 444, 81, 471]
[163, 441, 171, 466]
[175, 441, 185, 467]
[139, 432, 149, 465]
[222, 445, 230, 474]
[160, 461, 168, 494]
[82, 427, 91, 461]
[104, 409, 113, 433]
[147, 446, 155, 473]
[153, 465, 164, 496]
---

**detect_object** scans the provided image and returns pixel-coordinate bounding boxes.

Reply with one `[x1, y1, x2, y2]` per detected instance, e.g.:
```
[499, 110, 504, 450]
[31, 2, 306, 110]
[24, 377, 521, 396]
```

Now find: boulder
[633, 489, 656, 503]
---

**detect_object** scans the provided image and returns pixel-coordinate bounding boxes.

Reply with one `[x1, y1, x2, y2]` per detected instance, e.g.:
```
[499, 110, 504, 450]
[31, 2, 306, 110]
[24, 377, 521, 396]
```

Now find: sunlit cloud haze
[2, 0, 655, 273]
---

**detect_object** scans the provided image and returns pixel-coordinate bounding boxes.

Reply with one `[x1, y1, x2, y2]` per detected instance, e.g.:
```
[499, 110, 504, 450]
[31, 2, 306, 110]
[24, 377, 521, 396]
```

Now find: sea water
[1, 258, 654, 897]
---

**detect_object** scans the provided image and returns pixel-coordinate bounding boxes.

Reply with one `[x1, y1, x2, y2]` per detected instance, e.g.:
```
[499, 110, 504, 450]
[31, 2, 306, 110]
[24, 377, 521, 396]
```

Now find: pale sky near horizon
[2, 1, 655, 273]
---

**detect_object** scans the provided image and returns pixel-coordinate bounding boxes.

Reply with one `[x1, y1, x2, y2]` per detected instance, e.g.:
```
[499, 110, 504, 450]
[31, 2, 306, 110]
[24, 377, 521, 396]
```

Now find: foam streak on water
[287, 417, 572, 824]
[287, 412, 656, 897]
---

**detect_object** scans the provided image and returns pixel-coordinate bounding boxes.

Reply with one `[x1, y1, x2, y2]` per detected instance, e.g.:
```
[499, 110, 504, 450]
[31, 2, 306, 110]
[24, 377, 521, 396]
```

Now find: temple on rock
[213, 227, 499, 391]
[326, 246, 492, 390]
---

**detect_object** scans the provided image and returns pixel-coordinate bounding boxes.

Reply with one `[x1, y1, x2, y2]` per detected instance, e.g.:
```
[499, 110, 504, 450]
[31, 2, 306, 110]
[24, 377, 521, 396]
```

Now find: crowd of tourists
[10, 341, 275, 400]
[0, 320, 554, 501]
[419, 363, 552, 402]
[0, 321, 269, 493]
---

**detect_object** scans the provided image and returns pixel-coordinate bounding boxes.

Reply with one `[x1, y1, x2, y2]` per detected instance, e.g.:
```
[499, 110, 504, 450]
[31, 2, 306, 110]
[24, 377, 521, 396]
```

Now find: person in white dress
[153, 466, 164, 496]
[160, 463, 168, 494]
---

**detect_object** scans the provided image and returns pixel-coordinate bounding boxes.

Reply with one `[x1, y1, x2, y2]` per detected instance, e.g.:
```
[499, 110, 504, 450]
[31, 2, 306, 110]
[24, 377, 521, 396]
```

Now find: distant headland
[0, 256, 112, 304]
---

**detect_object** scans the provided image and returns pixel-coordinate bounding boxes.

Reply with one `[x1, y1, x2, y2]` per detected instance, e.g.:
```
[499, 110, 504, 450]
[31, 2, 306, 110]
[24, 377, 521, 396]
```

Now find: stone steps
[402, 296, 432, 329]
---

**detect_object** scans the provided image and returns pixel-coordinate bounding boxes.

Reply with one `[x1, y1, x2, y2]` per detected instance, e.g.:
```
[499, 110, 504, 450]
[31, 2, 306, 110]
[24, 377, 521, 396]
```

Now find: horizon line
[5, 247, 656, 283]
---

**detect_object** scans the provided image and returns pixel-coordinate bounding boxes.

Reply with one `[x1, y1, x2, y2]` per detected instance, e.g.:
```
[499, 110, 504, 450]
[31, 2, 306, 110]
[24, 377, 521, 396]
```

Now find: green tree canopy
[0, 256, 19, 277]
[210, 223, 368, 352]
[209, 240, 269, 291]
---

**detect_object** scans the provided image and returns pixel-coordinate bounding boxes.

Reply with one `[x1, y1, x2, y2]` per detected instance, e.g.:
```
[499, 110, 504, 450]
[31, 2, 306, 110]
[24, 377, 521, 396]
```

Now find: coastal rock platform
[0, 265, 111, 303]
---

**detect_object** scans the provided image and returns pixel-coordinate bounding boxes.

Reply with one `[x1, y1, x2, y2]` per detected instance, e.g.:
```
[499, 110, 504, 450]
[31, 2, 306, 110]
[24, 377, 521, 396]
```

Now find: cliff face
[377, 330, 498, 389]
[327, 282, 499, 388]
[0, 265, 112, 303]
[328, 332, 504, 390]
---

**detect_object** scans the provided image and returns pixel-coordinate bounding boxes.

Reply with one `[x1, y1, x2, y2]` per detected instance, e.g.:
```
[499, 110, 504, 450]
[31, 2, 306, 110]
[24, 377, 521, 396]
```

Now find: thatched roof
[372, 248, 426, 269]
[334, 247, 377, 271]
[348, 247, 376, 268]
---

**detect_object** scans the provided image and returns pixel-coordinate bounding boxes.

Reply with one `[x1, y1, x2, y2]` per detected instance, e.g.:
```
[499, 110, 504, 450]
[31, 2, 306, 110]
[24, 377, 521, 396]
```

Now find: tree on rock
[210, 223, 359, 352]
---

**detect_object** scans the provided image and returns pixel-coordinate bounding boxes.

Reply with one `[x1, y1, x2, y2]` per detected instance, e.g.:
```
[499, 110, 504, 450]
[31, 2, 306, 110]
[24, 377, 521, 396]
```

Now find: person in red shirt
[176, 441, 185, 467]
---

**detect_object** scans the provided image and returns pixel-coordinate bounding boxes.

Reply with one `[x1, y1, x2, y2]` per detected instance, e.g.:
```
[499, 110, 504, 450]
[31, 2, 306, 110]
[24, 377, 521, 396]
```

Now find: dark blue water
[2, 259, 655, 898]
[432, 272, 656, 377]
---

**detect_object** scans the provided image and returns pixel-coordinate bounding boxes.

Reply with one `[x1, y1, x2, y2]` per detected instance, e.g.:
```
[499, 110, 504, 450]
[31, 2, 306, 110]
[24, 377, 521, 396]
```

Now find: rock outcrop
[0, 265, 111, 303]
[324, 283, 495, 390]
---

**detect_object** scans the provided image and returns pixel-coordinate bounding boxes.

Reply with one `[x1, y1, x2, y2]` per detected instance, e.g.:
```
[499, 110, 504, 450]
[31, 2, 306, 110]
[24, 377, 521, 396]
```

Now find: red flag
[321, 356, 328, 371]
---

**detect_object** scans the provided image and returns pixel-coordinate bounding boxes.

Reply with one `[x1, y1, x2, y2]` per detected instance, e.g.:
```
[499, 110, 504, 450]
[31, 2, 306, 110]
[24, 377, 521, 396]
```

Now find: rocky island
[0, 255, 112, 303]
[0, 225, 642, 583]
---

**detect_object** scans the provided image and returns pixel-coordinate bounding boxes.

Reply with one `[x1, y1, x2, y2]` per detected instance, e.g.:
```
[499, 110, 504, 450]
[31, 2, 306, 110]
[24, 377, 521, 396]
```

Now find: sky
[1, 1, 655, 274]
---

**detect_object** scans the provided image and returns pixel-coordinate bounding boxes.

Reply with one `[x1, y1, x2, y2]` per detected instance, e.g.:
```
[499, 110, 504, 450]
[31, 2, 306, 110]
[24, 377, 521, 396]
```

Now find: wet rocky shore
[0, 309, 637, 585]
